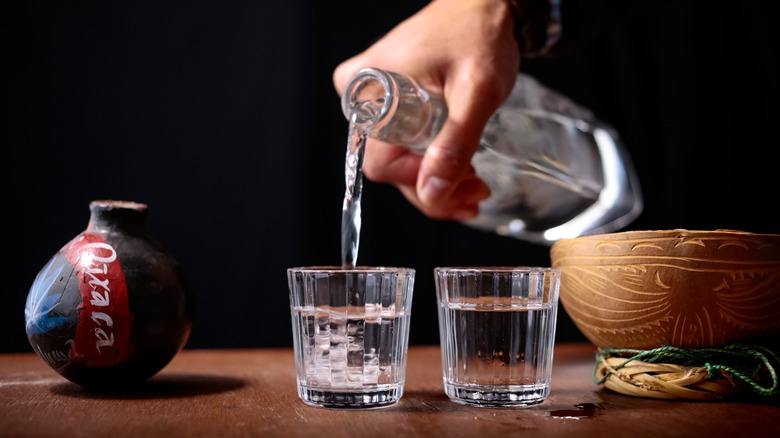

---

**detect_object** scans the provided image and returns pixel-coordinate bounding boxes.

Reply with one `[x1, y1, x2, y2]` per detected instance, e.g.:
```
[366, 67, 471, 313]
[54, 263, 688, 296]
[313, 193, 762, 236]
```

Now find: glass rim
[434, 266, 559, 274]
[288, 266, 415, 274]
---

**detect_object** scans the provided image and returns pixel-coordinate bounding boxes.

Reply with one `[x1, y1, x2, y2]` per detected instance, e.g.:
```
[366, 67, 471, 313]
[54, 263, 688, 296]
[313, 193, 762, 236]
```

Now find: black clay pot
[24, 200, 193, 389]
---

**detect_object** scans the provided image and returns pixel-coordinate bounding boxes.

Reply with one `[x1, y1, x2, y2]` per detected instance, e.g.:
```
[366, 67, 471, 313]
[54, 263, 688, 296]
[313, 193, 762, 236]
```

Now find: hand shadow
[50, 373, 246, 400]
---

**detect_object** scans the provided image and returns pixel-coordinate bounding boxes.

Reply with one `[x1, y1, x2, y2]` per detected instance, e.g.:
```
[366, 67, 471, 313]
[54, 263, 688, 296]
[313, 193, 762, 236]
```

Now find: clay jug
[24, 200, 192, 389]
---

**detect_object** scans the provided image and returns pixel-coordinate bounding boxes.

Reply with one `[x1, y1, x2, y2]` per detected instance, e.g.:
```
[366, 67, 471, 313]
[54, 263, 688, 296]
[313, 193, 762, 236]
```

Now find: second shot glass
[434, 267, 560, 407]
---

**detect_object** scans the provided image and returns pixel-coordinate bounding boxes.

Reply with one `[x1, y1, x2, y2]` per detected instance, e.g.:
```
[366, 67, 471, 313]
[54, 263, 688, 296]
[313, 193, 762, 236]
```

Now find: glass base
[444, 381, 550, 407]
[298, 385, 403, 409]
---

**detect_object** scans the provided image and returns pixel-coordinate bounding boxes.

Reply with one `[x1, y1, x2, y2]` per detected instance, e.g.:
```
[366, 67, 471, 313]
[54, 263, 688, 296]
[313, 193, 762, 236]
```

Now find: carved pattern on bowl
[550, 230, 780, 349]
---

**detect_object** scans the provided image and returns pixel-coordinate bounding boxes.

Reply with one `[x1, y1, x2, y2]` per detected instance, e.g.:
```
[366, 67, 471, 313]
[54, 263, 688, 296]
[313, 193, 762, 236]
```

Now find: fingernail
[420, 176, 453, 205]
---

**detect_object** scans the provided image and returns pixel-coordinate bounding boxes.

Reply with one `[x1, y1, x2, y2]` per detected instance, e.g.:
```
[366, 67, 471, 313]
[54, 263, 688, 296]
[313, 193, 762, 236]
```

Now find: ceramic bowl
[550, 229, 780, 349]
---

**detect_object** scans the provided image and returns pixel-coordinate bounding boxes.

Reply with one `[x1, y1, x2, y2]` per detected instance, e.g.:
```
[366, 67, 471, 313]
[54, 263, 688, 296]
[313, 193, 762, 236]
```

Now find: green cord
[593, 343, 780, 397]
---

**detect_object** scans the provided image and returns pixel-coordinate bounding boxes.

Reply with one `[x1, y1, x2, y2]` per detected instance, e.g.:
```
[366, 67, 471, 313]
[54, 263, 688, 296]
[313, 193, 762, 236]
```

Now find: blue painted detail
[25, 257, 69, 336]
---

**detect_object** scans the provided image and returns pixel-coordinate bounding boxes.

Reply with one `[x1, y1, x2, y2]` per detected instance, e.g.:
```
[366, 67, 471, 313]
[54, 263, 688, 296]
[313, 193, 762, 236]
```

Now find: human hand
[333, 0, 522, 221]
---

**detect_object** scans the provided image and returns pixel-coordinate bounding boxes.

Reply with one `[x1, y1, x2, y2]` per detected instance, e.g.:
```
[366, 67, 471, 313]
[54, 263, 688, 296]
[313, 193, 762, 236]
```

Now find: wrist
[504, 0, 561, 56]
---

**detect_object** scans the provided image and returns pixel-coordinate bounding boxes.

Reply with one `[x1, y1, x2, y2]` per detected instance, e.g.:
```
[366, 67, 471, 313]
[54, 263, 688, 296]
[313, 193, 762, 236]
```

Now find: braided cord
[594, 344, 780, 396]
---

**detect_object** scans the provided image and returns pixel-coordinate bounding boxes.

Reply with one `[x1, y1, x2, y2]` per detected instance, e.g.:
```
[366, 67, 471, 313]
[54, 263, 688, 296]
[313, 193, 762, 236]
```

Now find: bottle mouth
[90, 200, 148, 212]
[341, 68, 395, 129]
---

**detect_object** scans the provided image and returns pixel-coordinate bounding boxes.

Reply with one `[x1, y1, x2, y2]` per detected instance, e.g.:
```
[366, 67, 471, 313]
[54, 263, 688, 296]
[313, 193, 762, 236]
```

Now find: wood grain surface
[1, 344, 778, 438]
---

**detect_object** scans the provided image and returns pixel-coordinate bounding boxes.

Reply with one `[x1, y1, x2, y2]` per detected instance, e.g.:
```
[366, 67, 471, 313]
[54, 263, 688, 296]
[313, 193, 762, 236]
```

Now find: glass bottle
[341, 68, 643, 245]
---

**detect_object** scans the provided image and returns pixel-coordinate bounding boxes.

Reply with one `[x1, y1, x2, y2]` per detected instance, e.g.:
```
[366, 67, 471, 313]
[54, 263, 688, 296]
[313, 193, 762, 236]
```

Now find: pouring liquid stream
[340, 101, 377, 269]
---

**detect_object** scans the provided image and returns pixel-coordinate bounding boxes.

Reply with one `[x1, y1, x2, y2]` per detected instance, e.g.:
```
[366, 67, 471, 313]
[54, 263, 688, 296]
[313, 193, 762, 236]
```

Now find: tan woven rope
[595, 356, 739, 400]
[592, 344, 779, 400]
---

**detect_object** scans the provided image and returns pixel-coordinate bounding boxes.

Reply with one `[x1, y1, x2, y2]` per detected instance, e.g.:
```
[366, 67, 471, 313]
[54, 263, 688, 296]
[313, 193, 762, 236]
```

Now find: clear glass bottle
[341, 68, 643, 245]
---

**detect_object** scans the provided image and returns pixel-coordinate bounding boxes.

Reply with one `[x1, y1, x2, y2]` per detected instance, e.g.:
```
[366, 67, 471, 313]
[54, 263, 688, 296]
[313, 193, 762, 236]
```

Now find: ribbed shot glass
[288, 267, 415, 409]
[435, 267, 560, 407]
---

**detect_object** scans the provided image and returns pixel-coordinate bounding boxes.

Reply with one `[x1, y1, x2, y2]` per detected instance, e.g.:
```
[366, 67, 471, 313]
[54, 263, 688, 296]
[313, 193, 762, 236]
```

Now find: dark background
[6, 0, 778, 353]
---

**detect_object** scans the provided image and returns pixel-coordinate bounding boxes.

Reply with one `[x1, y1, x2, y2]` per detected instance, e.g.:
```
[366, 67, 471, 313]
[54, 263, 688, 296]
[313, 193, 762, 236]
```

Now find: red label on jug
[63, 234, 133, 366]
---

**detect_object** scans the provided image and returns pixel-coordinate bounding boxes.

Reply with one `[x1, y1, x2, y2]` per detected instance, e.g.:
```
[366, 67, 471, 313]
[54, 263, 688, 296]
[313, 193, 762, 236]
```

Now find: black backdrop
[6, 0, 778, 353]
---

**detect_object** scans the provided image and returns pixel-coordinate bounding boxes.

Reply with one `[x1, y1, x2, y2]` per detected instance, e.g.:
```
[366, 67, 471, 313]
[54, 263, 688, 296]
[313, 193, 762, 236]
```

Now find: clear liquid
[341, 109, 373, 269]
[292, 305, 409, 389]
[438, 301, 557, 406]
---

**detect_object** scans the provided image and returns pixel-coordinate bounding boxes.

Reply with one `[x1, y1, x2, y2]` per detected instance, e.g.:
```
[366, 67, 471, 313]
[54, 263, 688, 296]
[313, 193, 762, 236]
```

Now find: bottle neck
[86, 200, 148, 235]
[341, 68, 392, 128]
[341, 68, 448, 153]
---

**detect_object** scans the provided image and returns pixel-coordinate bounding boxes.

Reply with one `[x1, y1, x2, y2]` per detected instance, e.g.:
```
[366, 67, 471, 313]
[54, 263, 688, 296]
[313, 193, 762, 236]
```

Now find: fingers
[398, 175, 491, 221]
[417, 130, 481, 207]
[417, 69, 509, 208]
[360, 137, 492, 221]
[361, 140, 420, 187]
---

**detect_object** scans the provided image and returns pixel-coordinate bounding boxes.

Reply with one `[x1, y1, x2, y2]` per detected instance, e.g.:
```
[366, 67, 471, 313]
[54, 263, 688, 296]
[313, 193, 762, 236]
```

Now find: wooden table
[1, 344, 778, 437]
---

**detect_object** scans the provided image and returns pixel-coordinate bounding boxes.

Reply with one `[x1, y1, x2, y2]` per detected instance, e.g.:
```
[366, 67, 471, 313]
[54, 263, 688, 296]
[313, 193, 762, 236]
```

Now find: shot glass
[435, 267, 560, 407]
[287, 266, 415, 409]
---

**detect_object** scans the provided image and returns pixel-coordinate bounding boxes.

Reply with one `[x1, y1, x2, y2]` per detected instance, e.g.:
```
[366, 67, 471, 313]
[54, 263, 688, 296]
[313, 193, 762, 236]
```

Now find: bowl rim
[553, 228, 779, 244]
